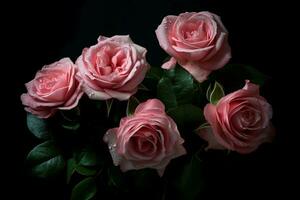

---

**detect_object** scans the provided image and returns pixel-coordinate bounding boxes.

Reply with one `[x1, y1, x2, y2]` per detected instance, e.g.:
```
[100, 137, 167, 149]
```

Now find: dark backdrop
[9, 0, 296, 199]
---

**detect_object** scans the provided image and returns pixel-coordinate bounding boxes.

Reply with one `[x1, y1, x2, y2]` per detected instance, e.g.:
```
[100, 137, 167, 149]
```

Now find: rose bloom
[21, 58, 83, 118]
[156, 11, 231, 82]
[198, 80, 274, 154]
[76, 35, 150, 101]
[103, 99, 186, 176]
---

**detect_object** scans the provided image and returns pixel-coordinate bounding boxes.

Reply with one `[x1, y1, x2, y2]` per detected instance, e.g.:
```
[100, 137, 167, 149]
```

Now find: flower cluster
[22, 11, 274, 199]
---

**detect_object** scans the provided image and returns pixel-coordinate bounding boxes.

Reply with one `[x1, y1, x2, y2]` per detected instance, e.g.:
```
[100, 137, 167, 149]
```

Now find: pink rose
[155, 11, 231, 82]
[21, 58, 83, 118]
[76, 35, 150, 101]
[103, 99, 186, 176]
[198, 80, 274, 154]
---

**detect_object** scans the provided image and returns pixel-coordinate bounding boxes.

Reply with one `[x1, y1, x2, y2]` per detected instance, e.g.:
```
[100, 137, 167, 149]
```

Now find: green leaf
[208, 81, 225, 105]
[71, 177, 97, 200]
[146, 66, 164, 80]
[167, 104, 204, 129]
[243, 65, 267, 85]
[26, 113, 50, 140]
[126, 96, 140, 116]
[176, 156, 205, 200]
[62, 122, 80, 131]
[206, 84, 213, 102]
[106, 99, 114, 118]
[157, 67, 196, 110]
[31, 156, 65, 178]
[165, 67, 195, 105]
[27, 141, 65, 178]
[138, 84, 150, 91]
[27, 141, 60, 164]
[59, 108, 81, 131]
[76, 148, 102, 167]
[142, 66, 164, 93]
[107, 166, 123, 188]
[194, 122, 210, 132]
[67, 158, 97, 179]
[67, 158, 76, 184]
[75, 165, 98, 176]
[60, 107, 80, 121]
[157, 77, 177, 109]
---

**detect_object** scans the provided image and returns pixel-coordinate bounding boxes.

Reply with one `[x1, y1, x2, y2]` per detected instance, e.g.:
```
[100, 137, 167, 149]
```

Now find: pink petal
[209, 12, 228, 33]
[234, 123, 275, 154]
[134, 99, 165, 114]
[82, 83, 112, 100]
[197, 126, 226, 150]
[103, 128, 122, 166]
[24, 106, 55, 119]
[97, 35, 109, 42]
[59, 81, 84, 110]
[178, 60, 212, 83]
[172, 45, 214, 61]
[117, 59, 150, 91]
[155, 15, 180, 58]
[243, 80, 260, 94]
[21, 93, 62, 108]
[155, 143, 186, 177]
[104, 88, 136, 101]
[161, 57, 177, 69]
[198, 33, 231, 71]
[204, 104, 232, 149]
[109, 35, 133, 44]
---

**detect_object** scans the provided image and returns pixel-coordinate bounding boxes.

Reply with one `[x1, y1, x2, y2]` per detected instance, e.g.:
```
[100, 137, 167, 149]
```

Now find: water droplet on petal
[89, 92, 95, 98]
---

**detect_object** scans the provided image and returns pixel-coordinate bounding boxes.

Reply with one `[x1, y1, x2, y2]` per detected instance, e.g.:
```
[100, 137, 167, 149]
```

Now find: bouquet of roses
[21, 11, 275, 200]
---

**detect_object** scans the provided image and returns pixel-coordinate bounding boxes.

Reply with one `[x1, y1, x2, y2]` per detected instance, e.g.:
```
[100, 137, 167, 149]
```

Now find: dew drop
[89, 92, 95, 98]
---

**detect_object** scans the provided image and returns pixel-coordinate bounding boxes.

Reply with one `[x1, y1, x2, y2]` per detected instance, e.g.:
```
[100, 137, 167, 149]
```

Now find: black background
[7, 0, 297, 199]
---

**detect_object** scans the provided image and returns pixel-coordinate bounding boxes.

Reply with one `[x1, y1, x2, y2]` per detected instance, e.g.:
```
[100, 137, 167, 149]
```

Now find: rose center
[240, 109, 261, 128]
[182, 21, 210, 41]
[95, 47, 127, 75]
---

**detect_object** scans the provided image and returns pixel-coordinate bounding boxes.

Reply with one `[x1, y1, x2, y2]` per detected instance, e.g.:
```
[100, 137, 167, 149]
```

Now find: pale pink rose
[198, 80, 274, 154]
[76, 35, 150, 101]
[21, 58, 83, 118]
[155, 11, 231, 82]
[103, 99, 186, 176]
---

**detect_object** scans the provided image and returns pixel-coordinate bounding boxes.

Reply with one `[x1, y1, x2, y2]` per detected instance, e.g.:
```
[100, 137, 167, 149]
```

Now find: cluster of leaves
[25, 63, 266, 199]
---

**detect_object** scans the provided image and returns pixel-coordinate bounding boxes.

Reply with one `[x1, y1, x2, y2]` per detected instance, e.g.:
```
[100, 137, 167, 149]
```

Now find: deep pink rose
[76, 35, 150, 101]
[21, 58, 83, 118]
[103, 99, 186, 176]
[198, 80, 274, 154]
[155, 11, 231, 82]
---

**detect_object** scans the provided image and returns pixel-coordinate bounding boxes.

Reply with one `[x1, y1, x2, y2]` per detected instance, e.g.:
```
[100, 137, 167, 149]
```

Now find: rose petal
[172, 44, 214, 61]
[162, 57, 177, 70]
[81, 83, 112, 100]
[155, 15, 180, 58]
[104, 128, 122, 166]
[59, 81, 84, 110]
[134, 99, 165, 114]
[21, 93, 63, 108]
[197, 126, 226, 150]
[24, 106, 55, 119]
[204, 103, 233, 149]
[104, 88, 136, 101]
[178, 60, 212, 82]
[199, 33, 231, 71]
